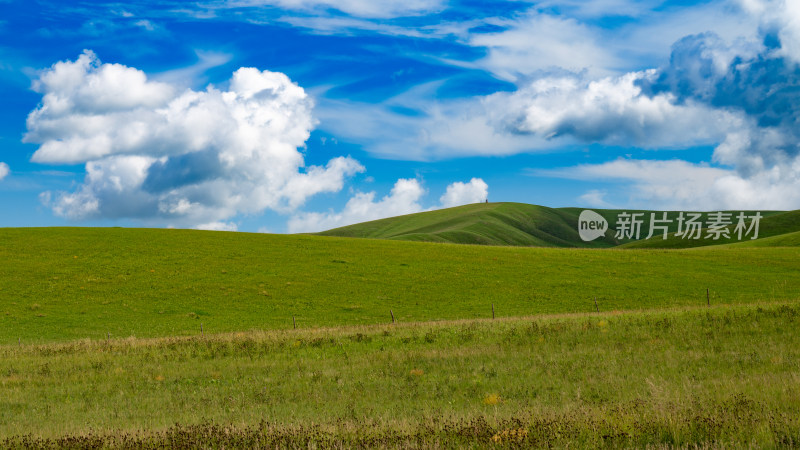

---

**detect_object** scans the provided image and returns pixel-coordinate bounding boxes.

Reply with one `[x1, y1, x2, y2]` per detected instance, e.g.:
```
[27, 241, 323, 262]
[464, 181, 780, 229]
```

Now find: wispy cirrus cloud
[537, 158, 800, 210]
[216, 0, 446, 19]
[469, 12, 624, 81]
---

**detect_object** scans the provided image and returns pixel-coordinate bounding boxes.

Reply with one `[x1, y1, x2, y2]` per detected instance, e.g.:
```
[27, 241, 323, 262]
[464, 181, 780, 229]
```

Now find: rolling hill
[317, 202, 625, 247]
[621, 209, 800, 249]
[317, 202, 796, 248]
[728, 229, 800, 247]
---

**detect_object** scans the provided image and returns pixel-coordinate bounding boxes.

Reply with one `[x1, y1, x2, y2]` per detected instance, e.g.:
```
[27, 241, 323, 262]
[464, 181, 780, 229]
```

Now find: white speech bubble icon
[578, 210, 608, 242]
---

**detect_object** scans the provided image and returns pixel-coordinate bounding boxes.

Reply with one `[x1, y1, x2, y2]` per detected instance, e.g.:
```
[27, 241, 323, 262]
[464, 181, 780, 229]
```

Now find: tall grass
[2, 302, 799, 447]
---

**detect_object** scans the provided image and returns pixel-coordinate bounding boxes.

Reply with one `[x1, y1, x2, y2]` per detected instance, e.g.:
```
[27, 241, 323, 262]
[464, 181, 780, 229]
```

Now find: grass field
[1, 227, 800, 344]
[2, 302, 798, 447]
[2, 226, 799, 447]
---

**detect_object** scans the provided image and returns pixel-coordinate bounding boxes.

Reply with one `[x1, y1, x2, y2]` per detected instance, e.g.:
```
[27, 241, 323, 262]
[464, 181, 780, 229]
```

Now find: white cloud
[315, 67, 741, 161]
[25, 51, 364, 227]
[578, 189, 613, 208]
[28, 51, 174, 129]
[306, 9, 800, 213]
[464, 2, 761, 77]
[134, 19, 157, 31]
[282, 156, 366, 209]
[538, 159, 731, 211]
[470, 12, 623, 81]
[531, 0, 662, 19]
[538, 158, 731, 184]
[0, 162, 8, 181]
[196, 221, 238, 231]
[288, 177, 491, 232]
[488, 70, 741, 148]
[314, 91, 561, 161]
[440, 177, 488, 207]
[220, 0, 444, 18]
[276, 15, 433, 37]
[615, 1, 761, 66]
[539, 158, 800, 210]
[288, 178, 426, 232]
[739, 0, 800, 64]
[153, 49, 233, 87]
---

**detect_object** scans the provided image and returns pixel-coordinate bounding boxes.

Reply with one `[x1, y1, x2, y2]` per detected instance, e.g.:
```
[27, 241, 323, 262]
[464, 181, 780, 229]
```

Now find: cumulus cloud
[738, 0, 800, 64]
[638, 31, 800, 175]
[440, 178, 488, 207]
[288, 178, 426, 232]
[25, 51, 364, 227]
[487, 70, 741, 149]
[288, 177, 489, 232]
[501, 13, 800, 211]
[314, 62, 741, 161]
[0, 162, 8, 181]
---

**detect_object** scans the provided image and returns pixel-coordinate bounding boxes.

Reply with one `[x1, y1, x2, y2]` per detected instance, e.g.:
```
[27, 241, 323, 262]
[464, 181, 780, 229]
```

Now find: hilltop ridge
[318, 202, 795, 248]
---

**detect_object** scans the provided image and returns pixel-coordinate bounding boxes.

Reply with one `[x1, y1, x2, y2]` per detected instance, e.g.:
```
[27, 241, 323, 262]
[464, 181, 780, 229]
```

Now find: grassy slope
[729, 230, 800, 247]
[2, 227, 800, 345]
[317, 202, 625, 248]
[621, 209, 800, 249]
[2, 303, 799, 446]
[319, 202, 796, 249]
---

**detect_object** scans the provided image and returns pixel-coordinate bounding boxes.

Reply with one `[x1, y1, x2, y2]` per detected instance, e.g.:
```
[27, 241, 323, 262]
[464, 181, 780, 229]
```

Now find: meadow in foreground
[1, 227, 799, 344]
[1, 302, 798, 448]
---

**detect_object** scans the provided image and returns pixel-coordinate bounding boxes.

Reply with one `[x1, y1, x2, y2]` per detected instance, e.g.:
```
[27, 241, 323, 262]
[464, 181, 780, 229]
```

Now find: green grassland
[2, 225, 799, 447]
[1, 227, 800, 344]
[729, 230, 800, 247]
[317, 202, 795, 248]
[2, 303, 799, 447]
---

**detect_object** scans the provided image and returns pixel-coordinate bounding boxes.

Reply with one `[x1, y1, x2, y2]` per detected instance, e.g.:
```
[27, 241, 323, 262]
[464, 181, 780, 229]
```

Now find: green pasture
[1, 227, 798, 344]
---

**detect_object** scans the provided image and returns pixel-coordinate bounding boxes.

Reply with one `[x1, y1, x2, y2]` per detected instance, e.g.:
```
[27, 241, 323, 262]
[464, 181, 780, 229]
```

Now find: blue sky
[1, 0, 798, 232]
